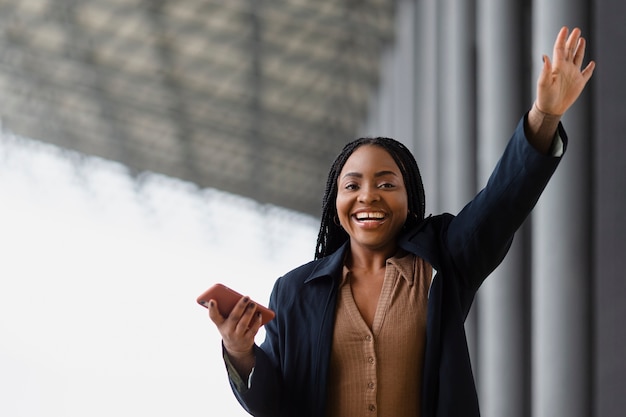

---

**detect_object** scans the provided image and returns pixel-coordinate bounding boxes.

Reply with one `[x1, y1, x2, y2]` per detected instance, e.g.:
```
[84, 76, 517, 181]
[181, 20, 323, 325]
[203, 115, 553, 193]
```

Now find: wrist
[532, 101, 563, 118]
[225, 346, 254, 360]
[525, 103, 562, 154]
[223, 343, 256, 379]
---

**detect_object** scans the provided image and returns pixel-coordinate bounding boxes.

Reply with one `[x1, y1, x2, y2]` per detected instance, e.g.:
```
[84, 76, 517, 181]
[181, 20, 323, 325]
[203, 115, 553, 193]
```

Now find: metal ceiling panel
[0, 0, 395, 216]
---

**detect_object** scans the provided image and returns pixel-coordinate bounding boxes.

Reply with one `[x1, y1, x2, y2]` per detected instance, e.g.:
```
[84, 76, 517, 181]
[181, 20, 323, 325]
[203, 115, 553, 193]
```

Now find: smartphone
[197, 283, 275, 325]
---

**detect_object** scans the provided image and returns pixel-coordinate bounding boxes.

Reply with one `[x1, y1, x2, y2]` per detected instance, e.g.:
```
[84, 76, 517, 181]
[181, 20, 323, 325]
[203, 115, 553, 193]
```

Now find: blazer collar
[304, 241, 349, 284]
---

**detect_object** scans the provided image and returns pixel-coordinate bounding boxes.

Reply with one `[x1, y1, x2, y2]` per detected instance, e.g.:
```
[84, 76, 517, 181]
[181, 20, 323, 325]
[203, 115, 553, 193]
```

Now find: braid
[314, 137, 426, 260]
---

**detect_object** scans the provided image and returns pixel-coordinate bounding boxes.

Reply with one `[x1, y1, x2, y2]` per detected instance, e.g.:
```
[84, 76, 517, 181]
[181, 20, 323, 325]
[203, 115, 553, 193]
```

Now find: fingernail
[243, 296, 250, 303]
[248, 302, 256, 309]
[209, 300, 214, 308]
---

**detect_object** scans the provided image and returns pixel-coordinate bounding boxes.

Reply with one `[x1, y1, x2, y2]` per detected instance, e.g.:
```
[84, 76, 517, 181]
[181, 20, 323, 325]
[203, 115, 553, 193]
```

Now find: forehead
[340, 144, 401, 174]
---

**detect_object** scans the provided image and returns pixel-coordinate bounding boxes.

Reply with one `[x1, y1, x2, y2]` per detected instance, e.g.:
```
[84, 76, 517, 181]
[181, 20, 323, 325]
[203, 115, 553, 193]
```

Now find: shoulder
[398, 214, 455, 269]
[401, 214, 455, 243]
[277, 258, 325, 287]
[271, 243, 347, 297]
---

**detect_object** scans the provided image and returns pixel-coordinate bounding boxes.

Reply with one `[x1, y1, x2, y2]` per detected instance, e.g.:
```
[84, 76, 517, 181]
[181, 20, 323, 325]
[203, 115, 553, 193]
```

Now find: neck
[346, 244, 397, 273]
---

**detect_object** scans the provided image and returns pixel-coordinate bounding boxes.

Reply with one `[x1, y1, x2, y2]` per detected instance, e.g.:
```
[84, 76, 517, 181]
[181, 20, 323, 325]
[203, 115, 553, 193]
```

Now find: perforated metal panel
[0, 0, 395, 216]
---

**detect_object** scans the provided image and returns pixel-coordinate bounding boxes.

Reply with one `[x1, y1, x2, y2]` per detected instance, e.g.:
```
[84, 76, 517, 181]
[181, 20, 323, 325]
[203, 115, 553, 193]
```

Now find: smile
[353, 211, 387, 222]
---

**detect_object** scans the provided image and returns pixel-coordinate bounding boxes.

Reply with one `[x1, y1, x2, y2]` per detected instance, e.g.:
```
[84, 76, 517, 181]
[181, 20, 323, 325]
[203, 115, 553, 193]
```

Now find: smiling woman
[336, 144, 409, 258]
[204, 27, 595, 417]
[317, 137, 426, 261]
[0, 127, 317, 417]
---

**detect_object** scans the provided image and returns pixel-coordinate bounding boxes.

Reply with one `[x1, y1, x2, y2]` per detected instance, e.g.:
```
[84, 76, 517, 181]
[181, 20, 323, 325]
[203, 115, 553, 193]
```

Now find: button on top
[367, 357, 375, 364]
[365, 335, 372, 342]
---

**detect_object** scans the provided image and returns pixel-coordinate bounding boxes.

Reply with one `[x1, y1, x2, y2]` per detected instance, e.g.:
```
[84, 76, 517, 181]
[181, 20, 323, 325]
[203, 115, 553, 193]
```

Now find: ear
[333, 215, 342, 228]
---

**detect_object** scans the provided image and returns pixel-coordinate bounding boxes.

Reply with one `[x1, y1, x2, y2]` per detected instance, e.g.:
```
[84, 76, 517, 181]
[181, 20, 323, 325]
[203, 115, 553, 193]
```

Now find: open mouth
[353, 211, 387, 222]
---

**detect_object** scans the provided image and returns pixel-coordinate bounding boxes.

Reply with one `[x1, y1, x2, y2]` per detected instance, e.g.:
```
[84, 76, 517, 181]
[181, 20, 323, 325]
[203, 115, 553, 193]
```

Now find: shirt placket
[363, 331, 377, 416]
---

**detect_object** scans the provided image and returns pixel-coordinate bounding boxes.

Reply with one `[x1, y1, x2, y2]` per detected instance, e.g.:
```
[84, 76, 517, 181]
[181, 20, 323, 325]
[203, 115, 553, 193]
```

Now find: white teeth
[355, 212, 385, 220]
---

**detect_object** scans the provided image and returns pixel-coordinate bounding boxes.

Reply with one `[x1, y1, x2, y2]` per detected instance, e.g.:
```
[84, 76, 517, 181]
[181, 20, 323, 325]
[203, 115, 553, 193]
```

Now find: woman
[207, 27, 595, 417]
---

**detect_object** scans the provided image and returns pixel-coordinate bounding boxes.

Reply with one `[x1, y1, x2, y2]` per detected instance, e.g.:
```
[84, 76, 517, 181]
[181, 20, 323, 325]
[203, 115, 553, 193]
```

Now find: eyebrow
[341, 170, 399, 179]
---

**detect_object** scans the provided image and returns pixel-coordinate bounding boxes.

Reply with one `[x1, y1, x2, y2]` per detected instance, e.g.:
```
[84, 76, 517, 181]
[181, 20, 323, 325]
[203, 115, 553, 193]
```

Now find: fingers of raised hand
[553, 27, 585, 64]
[580, 60, 596, 82]
[537, 27, 595, 116]
[553, 26, 569, 61]
[564, 27, 582, 61]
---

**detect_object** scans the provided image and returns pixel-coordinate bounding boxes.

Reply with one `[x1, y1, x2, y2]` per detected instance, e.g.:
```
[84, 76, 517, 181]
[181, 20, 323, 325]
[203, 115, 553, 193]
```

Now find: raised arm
[444, 27, 595, 297]
[526, 26, 596, 153]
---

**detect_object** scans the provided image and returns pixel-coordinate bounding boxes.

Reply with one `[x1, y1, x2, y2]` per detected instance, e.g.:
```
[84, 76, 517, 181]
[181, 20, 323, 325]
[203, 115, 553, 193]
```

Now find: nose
[358, 184, 381, 203]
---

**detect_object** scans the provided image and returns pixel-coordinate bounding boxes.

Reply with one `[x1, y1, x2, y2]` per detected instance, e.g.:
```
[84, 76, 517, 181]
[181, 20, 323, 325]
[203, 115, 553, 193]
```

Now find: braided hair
[314, 137, 426, 260]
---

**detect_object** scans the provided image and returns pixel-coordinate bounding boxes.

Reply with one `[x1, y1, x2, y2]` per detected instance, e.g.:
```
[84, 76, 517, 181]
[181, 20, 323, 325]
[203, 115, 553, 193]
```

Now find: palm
[536, 27, 595, 116]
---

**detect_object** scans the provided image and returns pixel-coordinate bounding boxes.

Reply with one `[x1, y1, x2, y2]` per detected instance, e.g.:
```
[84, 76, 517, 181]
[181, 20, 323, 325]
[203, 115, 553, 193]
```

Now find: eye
[344, 183, 359, 190]
[378, 182, 395, 189]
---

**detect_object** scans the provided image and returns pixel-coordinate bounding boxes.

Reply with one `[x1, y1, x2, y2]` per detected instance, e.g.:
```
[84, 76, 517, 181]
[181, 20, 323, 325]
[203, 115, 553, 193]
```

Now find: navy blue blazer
[228, 116, 567, 417]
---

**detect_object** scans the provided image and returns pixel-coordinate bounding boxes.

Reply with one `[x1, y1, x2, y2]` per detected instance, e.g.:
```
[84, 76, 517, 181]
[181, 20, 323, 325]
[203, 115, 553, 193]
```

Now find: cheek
[335, 195, 348, 217]
[395, 197, 409, 223]
[335, 194, 356, 226]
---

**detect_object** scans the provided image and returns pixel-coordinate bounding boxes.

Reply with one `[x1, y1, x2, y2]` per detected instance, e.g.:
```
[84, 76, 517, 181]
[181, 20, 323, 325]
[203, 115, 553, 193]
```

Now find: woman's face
[336, 144, 408, 255]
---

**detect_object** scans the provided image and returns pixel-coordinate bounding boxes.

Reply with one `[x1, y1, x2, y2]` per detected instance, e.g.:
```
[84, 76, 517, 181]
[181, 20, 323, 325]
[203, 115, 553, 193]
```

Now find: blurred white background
[0, 126, 318, 417]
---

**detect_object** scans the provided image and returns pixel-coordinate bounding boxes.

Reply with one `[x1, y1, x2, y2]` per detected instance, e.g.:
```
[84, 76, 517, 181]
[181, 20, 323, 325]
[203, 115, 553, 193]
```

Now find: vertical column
[390, 0, 418, 144]
[531, 3, 592, 417]
[362, 0, 417, 143]
[437, 0, 479, 365]
[437, 0, 476, 213]
[476, 1, 529, 417]
[593, 2, 626, 416]
[412, 0, 440, 215]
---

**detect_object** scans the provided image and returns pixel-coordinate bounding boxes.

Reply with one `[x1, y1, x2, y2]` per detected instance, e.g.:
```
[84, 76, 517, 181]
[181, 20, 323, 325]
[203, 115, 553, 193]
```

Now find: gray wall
[365, 0, 626, 416]
[593, 0, 626, 415]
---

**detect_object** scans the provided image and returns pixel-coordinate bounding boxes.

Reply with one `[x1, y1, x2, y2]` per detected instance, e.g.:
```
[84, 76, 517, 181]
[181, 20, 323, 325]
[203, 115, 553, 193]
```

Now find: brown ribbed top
[326, 251, 431, 417]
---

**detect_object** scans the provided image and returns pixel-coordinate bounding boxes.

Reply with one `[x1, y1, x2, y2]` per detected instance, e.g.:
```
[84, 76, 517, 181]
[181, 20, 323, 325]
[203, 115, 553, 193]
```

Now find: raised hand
[535, 26, 596, 116]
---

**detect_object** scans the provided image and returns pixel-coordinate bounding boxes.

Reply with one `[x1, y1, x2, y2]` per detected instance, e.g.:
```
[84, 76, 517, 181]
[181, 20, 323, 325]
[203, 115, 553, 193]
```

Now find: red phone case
[197, 283, 275, 325]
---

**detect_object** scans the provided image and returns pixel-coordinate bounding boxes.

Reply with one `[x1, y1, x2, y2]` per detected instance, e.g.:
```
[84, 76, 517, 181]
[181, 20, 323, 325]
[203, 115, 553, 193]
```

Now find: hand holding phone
[197, 283, 275, 325]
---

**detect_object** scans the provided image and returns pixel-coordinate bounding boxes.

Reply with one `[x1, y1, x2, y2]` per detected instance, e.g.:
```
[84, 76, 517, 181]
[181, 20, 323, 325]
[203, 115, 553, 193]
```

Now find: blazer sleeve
[225, 280, 284, 417]
[445, 114, 567, 292]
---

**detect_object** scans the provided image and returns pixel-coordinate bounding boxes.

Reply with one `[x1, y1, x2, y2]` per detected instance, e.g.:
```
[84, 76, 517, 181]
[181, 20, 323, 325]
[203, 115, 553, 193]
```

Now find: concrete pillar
[593, 2, 626, 416]
[531, 3, 592, 417]
[475, 1, 529, 416]
[362, 0, 417, 144]
[437, 0, 479, 369]
[413, 0, 440, 215]
[438, 0, 476, 213]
